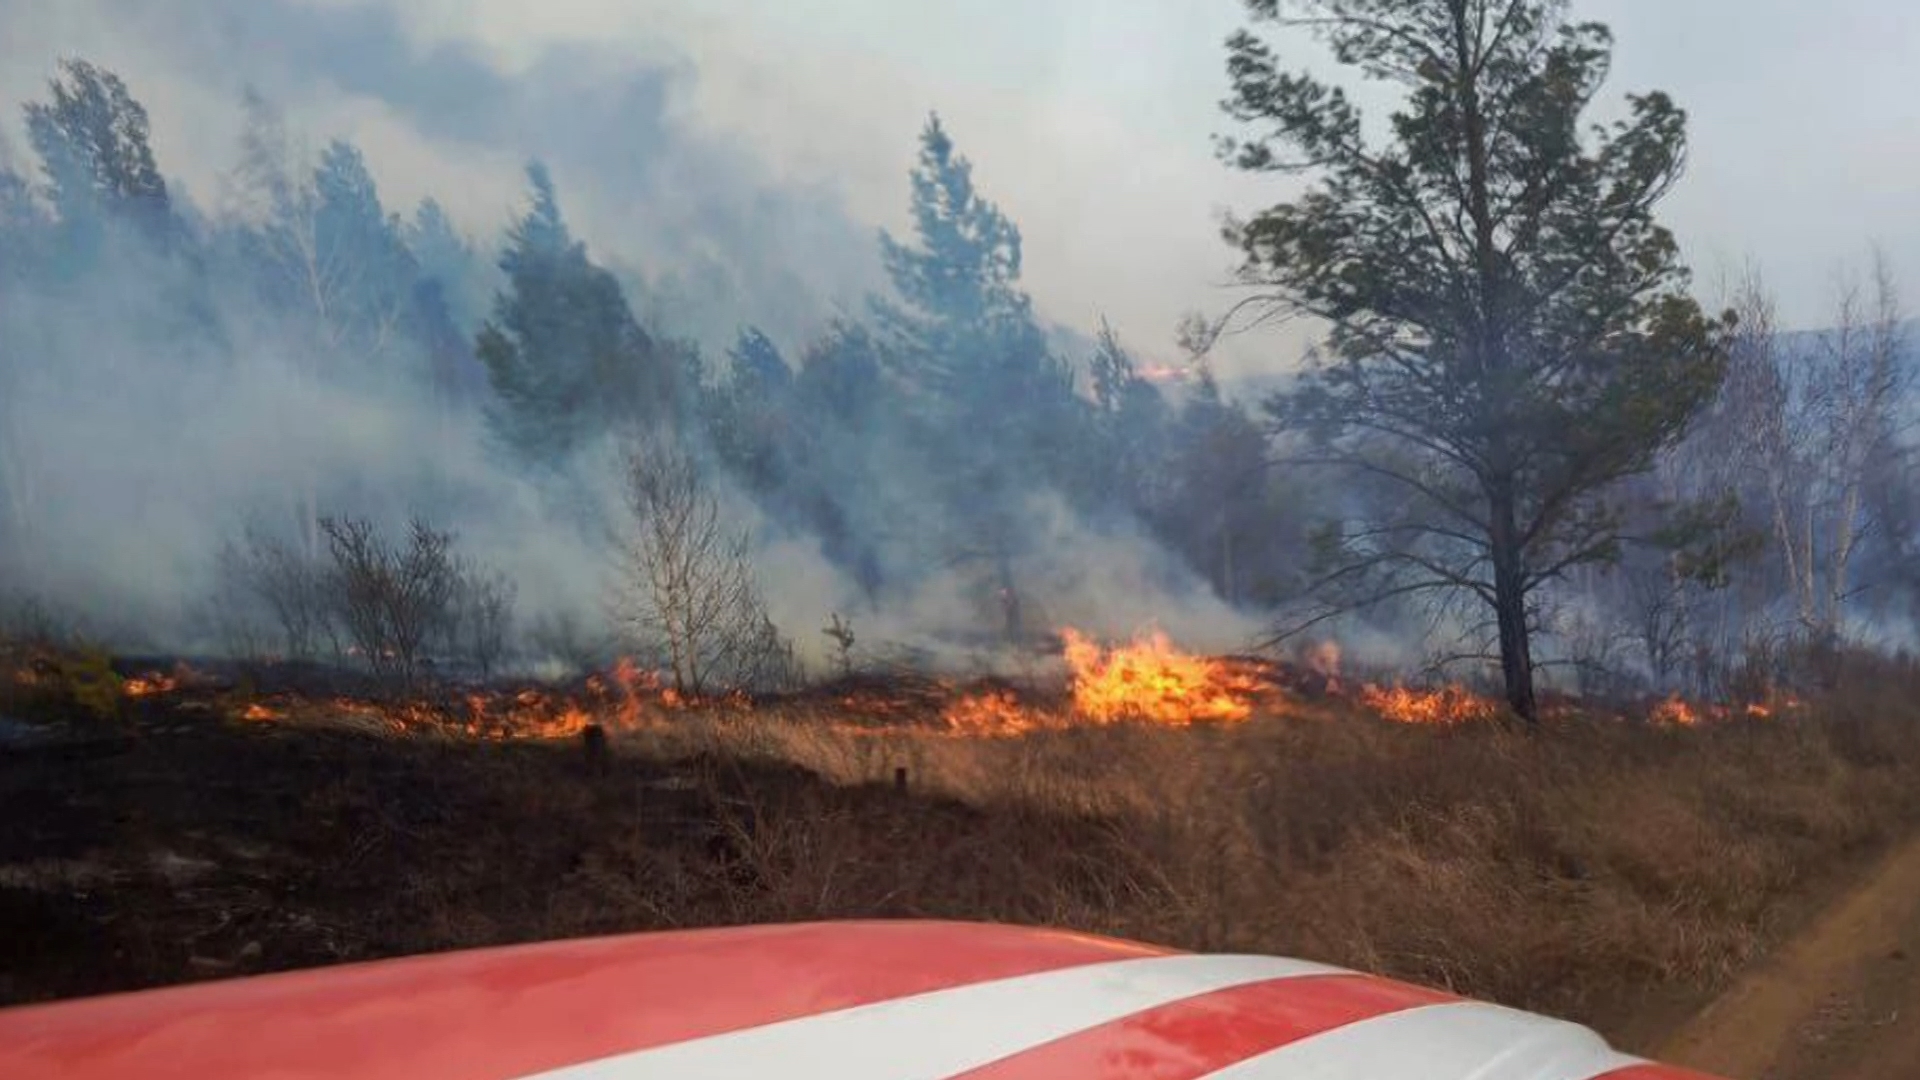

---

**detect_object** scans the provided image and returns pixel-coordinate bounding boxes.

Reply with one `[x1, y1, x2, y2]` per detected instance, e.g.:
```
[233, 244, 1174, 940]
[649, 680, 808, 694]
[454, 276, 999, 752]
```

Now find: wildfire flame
[609, 657, 652, 728]
[123, 673, 179, 697]
[942, 691, 1038, 738]
[1651, 693, 1802, 727]
[1359, 683, 1504, 726]
[210, 658, 697, 742]
[462, 687, 604, 740]
[1652, 695, 1703, 727]
[1060, 628, 1258, 726]
[84, 633, 1815, 746]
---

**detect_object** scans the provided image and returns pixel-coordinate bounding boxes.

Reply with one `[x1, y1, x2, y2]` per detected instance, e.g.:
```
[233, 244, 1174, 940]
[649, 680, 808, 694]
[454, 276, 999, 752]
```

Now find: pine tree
[873, 115, 1079, 640]
[23, 59, 172, 245]
[727, 326, 793, 398]
[1157, 373, 1272, 607]
[477, 162, 677, 467]
[407, 196, 488, 333]
[704, 326, 795, 498]
[1086, 319, 1174, 516]
[788, 320, 900, 602]
[1219, 0, 1729, 722]
[876, 114, 1045, 393]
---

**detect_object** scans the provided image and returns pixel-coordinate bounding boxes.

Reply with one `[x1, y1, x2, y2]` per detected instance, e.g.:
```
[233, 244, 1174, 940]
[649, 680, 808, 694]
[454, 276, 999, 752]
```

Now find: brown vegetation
[2, 637, 1918, 1056]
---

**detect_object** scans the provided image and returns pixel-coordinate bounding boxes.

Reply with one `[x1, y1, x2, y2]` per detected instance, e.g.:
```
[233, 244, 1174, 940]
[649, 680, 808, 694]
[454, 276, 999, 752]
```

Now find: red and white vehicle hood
[0, 921, 1722, 1079]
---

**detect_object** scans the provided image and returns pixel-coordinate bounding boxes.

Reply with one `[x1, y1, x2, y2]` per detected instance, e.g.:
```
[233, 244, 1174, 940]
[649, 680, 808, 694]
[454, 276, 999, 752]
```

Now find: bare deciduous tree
[232, 91, 411, 368]
[1729, 256, 1912, 642]
[619, 439, 796, 695]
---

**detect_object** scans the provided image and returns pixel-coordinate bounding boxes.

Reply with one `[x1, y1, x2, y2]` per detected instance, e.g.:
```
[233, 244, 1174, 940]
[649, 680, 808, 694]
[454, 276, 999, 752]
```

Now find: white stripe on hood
[522, 953, 1342, 1080]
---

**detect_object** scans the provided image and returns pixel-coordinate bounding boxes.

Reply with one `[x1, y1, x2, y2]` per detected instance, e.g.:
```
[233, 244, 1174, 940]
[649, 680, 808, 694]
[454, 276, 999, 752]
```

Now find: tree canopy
[477, 163, 680, 467]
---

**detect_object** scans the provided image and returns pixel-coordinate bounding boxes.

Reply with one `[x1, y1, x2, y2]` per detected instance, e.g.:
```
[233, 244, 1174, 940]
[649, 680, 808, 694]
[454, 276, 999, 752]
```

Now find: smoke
[0, 1, 1284, 679]
[0, 242, 612, 653]
[710, 470, 1262, 676]
[0, 0, 885, 355]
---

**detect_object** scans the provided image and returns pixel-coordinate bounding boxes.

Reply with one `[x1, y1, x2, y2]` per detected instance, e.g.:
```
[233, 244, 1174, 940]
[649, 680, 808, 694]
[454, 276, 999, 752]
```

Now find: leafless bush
[215, 526, 336, 661]
[213, 517, 517, 682]
[320, 516, 459, 686]
[619, 438, 796, 695]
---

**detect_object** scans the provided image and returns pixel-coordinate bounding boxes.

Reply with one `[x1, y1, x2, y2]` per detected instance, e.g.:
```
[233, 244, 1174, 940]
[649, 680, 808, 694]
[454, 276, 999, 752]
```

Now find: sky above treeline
[2, 0, 1916, 378]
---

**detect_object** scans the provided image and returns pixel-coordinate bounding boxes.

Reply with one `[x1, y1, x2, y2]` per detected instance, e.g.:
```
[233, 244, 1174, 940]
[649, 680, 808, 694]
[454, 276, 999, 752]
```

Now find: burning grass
[3, 633, 1918, 1055]
[1060, 628, 1262, 725]
[1358, 682, 1507, 726]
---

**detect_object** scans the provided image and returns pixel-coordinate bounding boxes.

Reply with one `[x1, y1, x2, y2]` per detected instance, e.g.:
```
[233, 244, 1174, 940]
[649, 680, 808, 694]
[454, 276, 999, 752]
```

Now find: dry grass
[601, 660, 1920, 1028]
[4, 643, 1920, 1051]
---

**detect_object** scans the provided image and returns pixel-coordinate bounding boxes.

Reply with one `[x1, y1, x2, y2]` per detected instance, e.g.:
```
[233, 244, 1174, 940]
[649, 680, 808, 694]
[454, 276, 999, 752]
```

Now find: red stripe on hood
[0, 921, 1160, 1080]
[947, 972, 1456, 1079]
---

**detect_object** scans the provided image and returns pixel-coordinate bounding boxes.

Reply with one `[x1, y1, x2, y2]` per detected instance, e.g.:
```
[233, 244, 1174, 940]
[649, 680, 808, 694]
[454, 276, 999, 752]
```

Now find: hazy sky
[3, 0, 1916, 376]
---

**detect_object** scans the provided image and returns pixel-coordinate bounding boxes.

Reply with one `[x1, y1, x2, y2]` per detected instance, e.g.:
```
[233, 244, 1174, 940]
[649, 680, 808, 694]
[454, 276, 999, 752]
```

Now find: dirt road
[1659, 832, 1920, 1080]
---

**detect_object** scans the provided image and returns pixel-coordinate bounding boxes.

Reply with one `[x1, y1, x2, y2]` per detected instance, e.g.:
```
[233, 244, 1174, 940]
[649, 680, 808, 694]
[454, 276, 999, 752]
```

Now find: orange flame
[460, 687, 604, 740]
[609, 657, 655, 728]
[1060, 628, 1257, 726]
[1359, 683, 1502, 726]
[942, 691, 1038, 738]
[123, 673, 179, 697]
[1652, 695, 1703, 727]
[1651, 693, 1801, 727]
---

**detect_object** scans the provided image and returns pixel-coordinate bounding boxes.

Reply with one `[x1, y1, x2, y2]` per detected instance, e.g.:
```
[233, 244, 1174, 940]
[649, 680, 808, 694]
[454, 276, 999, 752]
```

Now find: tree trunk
[1489, 488, 1538, 725]
[1458, 4, 1531, 724]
